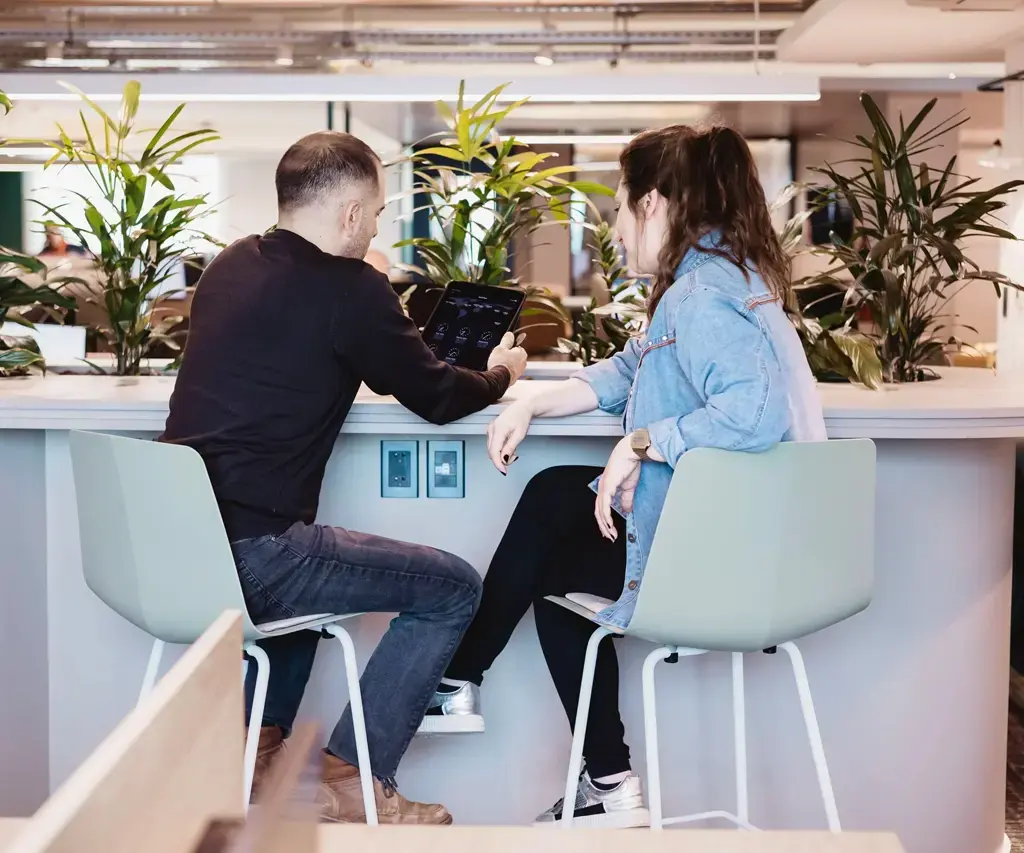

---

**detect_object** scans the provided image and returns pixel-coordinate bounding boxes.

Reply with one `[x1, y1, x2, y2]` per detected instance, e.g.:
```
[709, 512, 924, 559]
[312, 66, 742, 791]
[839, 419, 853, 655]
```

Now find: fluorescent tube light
[511, 134, 636, 145]
[2, 73, 821, 104]
[24, 58, 111, 69]
[0, 147, 60, 158]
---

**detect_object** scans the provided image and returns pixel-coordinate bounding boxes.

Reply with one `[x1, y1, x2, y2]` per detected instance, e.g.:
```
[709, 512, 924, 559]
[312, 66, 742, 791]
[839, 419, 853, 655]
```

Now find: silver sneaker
[417, 682, 484, 734]
[534, 770, 649, 829]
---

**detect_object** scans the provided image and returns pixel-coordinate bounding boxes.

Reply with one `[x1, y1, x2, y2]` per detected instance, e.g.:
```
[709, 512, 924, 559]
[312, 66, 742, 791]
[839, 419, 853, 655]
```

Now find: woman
[422, 124, 826, 827]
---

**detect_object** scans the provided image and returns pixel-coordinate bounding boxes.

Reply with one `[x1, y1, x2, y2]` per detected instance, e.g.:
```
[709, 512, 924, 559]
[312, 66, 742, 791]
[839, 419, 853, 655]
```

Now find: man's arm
[334, 271, 515, 425]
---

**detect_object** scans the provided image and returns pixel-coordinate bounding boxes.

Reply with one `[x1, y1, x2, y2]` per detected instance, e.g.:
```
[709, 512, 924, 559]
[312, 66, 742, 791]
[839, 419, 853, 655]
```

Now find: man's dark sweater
[160, 229, 510, 542]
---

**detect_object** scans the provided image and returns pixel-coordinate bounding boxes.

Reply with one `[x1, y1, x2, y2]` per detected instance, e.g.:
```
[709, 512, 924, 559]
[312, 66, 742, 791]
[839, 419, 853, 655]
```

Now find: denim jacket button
[627, 533, 637, 543]
[628, 580, 638, 590]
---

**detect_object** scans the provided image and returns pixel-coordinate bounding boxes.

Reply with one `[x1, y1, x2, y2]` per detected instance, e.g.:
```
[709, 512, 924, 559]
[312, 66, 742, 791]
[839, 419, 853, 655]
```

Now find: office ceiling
[778, 0, 1024, 64]
[0, 0, 820, 72]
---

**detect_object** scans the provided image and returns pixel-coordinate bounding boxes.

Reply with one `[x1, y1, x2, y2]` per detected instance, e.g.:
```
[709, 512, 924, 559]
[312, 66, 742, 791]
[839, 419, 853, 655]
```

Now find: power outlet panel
[381, 440, 419, 498]
[427, 440, 465, 499]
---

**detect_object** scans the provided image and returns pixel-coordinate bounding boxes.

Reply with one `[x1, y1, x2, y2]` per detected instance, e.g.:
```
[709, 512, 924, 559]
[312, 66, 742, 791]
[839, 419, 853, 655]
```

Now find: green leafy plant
[559, 221, 647, 366]
[797, 93, 1022, 382]
[0, 91, 75, 376]
[396, 82, 614, 339]
[0, 250, 74, 376]
[31, 80, 219, 375]
[773, 184, 884, 389]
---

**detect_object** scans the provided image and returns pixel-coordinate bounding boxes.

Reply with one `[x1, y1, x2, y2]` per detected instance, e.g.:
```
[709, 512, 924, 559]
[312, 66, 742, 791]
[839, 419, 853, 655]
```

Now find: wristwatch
[629, 428, 652, 461]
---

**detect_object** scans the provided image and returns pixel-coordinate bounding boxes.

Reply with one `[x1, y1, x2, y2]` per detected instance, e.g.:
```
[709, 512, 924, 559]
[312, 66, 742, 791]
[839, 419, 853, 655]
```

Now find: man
[160, 131, 527, 824]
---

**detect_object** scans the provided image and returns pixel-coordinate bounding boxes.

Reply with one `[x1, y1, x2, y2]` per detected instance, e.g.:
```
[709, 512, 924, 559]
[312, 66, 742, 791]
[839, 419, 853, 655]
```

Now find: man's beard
[340, 227, 374, 261]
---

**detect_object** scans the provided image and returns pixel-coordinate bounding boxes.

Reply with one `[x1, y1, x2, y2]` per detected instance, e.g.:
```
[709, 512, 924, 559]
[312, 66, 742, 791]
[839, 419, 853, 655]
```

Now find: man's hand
[487, 332, 528, 384]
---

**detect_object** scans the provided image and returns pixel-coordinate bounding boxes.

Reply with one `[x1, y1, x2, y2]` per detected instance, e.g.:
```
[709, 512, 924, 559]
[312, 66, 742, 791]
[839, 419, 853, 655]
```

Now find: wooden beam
[316, 826, 905, 853]
[6, 612, 245, 853]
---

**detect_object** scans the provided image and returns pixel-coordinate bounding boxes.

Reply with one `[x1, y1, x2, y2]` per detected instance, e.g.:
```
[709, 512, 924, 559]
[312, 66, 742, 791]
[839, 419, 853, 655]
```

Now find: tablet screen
[421, 283, 525, 371]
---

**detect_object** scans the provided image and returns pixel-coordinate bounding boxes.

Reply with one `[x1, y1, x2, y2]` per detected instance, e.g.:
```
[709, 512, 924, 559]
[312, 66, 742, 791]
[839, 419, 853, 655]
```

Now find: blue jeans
[232, 522, 482, 779]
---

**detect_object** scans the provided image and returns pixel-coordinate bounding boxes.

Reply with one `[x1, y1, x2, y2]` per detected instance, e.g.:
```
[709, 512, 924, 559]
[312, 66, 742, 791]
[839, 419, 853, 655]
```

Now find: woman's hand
[595, 437, 642, 541]
[486, 399, 534, 474]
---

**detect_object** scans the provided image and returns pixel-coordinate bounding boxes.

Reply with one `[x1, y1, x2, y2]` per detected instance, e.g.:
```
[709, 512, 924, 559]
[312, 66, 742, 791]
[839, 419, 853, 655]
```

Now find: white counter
[0, 366, 1017, 853]
[3, 366, 1024, 437]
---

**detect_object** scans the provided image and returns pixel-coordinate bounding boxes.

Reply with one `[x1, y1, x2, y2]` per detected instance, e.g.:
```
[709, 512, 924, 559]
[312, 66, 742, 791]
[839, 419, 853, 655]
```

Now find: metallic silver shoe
[534, 770, 649, 829]
[417, 682, 484, 734]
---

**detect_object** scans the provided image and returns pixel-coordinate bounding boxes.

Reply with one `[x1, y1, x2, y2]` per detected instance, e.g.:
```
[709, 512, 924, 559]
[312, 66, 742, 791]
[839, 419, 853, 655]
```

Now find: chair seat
[544, 595, 623, 634]
[254, 612, 360, 637]
[545, 596, 709, 657]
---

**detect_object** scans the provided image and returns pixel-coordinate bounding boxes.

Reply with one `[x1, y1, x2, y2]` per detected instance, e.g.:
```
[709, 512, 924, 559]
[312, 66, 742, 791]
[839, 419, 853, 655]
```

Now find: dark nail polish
[502, 455, 509, 463]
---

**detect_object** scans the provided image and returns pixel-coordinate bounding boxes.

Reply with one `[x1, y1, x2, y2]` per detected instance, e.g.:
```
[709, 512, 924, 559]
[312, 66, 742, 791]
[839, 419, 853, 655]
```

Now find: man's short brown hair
[275, 131, 381, 212]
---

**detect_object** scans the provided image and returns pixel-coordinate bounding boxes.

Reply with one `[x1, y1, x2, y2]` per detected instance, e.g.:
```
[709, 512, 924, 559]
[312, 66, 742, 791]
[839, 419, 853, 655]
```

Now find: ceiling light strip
[0, 72, 820, 103]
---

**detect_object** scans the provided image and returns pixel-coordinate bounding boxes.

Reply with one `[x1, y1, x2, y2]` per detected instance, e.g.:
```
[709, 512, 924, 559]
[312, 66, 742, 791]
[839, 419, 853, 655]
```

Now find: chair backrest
[7, 611, 245, 853]
[627, 440, 876, 652]
[69, 430, 260, 643]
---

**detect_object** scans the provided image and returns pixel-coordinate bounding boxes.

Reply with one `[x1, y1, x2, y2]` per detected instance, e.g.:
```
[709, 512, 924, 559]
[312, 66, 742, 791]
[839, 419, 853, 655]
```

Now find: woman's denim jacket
[575, 233, 815, 629]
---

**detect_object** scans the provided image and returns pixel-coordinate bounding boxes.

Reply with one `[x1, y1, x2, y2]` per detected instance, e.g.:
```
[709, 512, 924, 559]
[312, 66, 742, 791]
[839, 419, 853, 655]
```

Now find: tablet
[421, 282, 526, 371]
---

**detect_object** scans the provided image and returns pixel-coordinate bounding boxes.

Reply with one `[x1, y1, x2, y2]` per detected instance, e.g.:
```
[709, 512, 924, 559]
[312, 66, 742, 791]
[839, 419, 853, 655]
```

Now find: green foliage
[397, 81, 613, 290]
[395, 82, 612, 343]
[30, 80, 219, 375]
[559, 221, 647, 366]
[0, 249, 75, 376]
[772, 185, 884, 389]
[797, 93, 1022, 382]
[789, 311, 884, 390]
[0, 94, 75, 376]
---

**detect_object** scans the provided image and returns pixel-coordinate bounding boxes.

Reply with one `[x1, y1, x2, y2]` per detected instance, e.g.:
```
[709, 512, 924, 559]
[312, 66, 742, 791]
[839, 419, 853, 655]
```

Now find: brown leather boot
[317, 752, 452, 825]
[249, 725, 285, 802]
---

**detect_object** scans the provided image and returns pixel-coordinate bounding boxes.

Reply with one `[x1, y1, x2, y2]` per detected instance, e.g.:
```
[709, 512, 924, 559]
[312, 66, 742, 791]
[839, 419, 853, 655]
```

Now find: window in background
[21, 155, 222, 256]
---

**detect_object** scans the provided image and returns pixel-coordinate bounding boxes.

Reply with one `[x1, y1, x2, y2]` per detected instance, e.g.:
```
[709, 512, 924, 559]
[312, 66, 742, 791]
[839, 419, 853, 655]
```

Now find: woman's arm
[523, 377, 599, 418]
[645, 289, 789, 468]
[572, 335, 643, 416]
[485, 378, 599, 473]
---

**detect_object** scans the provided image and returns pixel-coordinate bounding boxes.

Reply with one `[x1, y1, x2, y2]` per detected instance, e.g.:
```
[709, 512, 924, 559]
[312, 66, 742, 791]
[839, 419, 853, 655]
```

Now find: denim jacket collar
[674, 230, 725, 279]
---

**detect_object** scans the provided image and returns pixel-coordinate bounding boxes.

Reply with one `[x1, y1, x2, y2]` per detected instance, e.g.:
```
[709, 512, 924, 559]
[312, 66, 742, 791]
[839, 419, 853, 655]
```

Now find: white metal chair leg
[779, 642, 841, 832]
[242, 643, 270, 811]
[325, 625, 378, 827]
[642, 646, 675, 830]
[561, 626, 614, 829]
[732, 652, 749, 825]
[137, 639, 165, 706]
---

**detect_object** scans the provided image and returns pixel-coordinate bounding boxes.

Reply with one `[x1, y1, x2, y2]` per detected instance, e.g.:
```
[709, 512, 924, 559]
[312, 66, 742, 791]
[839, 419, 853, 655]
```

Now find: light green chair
[548, 439, 876, 832]
[67, 430, 377, 822]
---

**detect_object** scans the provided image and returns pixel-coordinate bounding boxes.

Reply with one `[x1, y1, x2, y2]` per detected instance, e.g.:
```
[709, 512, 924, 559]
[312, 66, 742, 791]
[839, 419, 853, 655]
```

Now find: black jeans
[233, 522, 482, 779]
[445, 466, 631, 778]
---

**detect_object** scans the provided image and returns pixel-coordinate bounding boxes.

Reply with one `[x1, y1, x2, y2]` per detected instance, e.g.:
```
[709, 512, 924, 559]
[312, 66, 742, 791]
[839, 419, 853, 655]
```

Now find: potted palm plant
[30, 80, 219, 376]
[396, 82, 614, 351]
[797, 93, 1022, 383]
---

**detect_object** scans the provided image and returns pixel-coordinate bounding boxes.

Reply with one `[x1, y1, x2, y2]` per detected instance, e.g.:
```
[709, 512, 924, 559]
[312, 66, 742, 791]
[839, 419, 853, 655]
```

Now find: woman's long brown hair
[619, 124, 791, 320]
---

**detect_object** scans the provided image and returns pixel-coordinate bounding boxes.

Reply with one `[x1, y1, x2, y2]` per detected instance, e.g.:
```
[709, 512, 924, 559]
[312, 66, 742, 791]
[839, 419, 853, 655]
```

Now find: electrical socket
[427, 440, 464, 499]
[381, 440, 418, 498]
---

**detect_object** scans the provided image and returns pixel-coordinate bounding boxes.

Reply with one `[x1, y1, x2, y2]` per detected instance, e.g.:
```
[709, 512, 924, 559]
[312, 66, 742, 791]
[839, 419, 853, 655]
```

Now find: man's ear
[341, 198, 362, 232]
